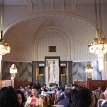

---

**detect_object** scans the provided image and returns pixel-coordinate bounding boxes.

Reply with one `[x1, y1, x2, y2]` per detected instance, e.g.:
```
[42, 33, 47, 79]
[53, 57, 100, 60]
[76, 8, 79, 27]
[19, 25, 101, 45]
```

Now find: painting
[45, 58, 59, 86]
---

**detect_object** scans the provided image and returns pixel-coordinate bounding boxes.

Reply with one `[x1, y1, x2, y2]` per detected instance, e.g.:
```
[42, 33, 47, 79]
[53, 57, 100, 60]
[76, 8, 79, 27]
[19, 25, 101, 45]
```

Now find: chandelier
[88, 0, 107, 58]
[0, 0, 10, 55]
[0, 31, 11, 55]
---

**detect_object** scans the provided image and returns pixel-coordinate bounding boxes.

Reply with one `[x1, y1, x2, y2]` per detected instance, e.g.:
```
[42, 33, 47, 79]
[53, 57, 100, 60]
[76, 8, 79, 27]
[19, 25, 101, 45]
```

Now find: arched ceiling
[3, 13, 96, 61]
[1, 0, 103, 61]
[4, 14, 95, 46]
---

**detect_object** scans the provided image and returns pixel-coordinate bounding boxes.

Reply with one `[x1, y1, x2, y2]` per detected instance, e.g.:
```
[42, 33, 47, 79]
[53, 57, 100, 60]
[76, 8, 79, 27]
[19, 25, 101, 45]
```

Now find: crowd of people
[0, 84, 107, 107]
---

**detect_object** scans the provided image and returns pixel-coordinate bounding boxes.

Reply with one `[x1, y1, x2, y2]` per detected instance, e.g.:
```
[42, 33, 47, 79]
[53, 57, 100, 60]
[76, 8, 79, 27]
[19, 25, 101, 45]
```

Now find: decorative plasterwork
[3, 0, 78, 10]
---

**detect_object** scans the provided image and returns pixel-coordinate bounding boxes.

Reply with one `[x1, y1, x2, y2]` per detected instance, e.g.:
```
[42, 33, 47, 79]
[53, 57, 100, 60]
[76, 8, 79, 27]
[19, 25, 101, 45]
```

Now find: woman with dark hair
[0, 86, 20, 107]
[16, 90, 25, 107]
[25, 85, 43, 107]
[70, 86, 92, 107]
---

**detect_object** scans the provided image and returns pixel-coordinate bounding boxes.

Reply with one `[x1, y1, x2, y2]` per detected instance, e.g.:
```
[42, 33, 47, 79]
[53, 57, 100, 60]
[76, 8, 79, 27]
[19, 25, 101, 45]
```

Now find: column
[98, 55, 106, 80]
[104, 54, 107, 80]
[11, 77, 14, 88]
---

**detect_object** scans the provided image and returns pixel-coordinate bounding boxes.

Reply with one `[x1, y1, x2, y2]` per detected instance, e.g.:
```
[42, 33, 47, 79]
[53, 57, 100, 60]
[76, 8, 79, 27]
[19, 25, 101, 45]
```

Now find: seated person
[57, 89, 71, 107]
[25, 85, 43, 107]
[16, 90, 25, 107]
[0, 86, 20, 107]
[103, 88, 107, 100]
[101, 100, 107, 107]
[70, 86, 92, 107]
[94, 87, 103, 94]
[99, 88, 107, 100]
[42, 84, 48, 92]
[56, 84, 72, 104]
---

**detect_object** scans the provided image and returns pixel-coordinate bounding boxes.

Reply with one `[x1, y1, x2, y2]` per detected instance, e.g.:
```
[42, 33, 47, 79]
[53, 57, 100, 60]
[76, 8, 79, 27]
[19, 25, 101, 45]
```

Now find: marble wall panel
[2, 61, 32, 81]
[72, 61, 102, 83]
[2, 60, 102, 85]
[92, 61, 102, 80]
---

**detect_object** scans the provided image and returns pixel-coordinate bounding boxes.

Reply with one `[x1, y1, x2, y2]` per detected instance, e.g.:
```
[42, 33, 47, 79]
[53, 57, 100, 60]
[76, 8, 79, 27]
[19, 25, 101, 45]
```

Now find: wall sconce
[85, 64, 93, 79]
[10, 64, 17, 79]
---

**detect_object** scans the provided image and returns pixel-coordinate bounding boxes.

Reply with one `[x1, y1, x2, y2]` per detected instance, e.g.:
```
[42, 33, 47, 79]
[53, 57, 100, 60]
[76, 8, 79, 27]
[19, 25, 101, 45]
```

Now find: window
[48, 46, 56, 52]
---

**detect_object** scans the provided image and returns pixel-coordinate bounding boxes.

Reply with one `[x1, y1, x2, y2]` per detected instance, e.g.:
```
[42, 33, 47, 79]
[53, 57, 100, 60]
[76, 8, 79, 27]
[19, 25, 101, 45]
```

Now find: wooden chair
[43, 96, 49, 107]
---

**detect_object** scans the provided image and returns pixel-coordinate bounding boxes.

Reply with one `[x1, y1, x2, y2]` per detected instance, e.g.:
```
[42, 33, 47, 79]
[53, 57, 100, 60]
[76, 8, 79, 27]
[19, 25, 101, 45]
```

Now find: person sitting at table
[0, 86, 20, 107]
[101, 100, 107, 107]
[57, 88, 71, 107]
[42, 84, 48, 92]
[70, 86, 92, 107]
[56, 84, 72, 104]
[25, 85, 43, 107]
[16, 90, 25, 107]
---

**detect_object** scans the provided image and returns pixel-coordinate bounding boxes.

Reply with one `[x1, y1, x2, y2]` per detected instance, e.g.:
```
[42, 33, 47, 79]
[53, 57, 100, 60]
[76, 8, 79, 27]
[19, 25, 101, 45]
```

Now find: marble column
[98, 55, 106, 80]
[68, 61, 73, 84]
[32, 61, 36, 84]
[92, 61, 101, 80]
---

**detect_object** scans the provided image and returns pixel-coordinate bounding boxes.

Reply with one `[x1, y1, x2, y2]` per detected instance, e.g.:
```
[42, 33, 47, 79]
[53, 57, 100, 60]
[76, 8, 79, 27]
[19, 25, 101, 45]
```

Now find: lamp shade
[85, 64, 93, 78]
[85, 64, 93, 73]
[10, 64, 17, 74]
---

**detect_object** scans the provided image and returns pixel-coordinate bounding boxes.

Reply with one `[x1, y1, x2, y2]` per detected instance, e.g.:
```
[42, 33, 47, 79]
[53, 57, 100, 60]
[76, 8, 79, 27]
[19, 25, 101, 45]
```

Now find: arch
[33, 27, 71, 61]
[3, 11, 97, 61]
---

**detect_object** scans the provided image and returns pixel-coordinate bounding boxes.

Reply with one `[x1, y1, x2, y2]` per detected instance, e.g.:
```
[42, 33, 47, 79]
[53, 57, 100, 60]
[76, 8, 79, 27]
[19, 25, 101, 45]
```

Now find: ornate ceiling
[1, 0, 107, 61]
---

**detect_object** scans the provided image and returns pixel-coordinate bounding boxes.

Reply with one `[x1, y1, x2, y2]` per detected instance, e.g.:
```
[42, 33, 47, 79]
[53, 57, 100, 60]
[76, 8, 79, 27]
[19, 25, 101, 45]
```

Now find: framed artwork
[45, 57, 59, 86]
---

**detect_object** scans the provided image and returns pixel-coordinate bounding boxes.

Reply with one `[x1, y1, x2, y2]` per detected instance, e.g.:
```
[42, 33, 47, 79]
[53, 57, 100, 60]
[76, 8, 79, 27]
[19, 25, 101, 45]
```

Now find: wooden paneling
[74, 79, 107, 91]
[14, 81, 30, 89]
[0, 80, 12, 89]
[0, 80, 30, 89]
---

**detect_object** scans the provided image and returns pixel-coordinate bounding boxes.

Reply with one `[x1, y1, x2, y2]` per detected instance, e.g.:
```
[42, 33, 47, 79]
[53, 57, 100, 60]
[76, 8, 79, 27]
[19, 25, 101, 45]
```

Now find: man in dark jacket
[57, 86, 72, 107]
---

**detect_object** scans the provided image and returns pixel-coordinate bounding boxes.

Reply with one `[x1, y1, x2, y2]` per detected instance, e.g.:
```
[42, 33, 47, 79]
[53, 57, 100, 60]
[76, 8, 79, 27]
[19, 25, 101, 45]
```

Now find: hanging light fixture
[0, 0, 10, 55]
[85, 64, 93, 78]
[88, 0, 107, 58]
[10, 64, 17, 79]
[10, 64, 17, 74]
[10, 64, 17, 87]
